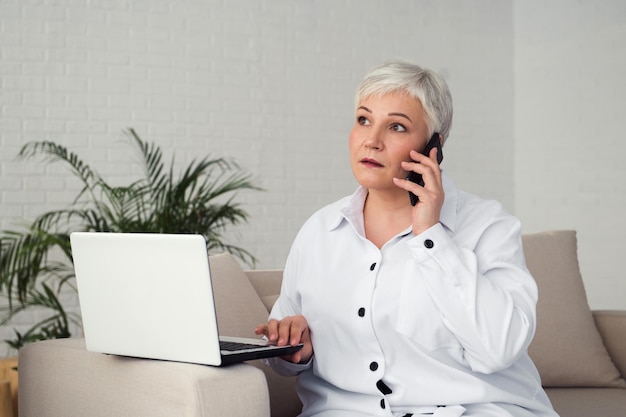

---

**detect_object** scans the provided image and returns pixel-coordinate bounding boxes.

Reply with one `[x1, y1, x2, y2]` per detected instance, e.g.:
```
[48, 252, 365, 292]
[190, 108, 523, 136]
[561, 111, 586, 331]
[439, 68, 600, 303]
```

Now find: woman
[256, 60, 559, 417]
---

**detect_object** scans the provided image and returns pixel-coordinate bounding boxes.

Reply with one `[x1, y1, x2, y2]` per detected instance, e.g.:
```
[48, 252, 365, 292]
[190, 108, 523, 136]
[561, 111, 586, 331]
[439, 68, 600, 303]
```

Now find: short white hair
[356, 60, 453, 145]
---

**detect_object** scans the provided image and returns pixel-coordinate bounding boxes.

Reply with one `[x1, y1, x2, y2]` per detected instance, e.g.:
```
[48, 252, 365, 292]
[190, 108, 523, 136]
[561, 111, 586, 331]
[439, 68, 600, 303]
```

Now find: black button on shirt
[369, 263, 376, 271]
[376, 379, 392, 395]
[358, 307, 365, 317]
[424, 239, 434, 249]
[369, 361, 378, 371]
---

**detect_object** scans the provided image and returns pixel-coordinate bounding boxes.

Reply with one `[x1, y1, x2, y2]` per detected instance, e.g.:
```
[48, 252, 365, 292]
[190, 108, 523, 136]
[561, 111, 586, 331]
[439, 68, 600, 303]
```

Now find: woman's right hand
[255, 315, 313, 364]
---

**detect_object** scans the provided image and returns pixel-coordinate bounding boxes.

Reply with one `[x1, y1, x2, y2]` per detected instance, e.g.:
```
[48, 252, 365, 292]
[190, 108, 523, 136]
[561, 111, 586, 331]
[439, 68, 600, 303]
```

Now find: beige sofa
[18, 230, 626, 417]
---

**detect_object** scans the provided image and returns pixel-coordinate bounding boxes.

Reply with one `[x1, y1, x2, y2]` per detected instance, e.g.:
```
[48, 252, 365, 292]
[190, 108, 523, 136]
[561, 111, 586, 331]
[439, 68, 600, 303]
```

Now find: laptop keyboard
[220, 340, 264, 352]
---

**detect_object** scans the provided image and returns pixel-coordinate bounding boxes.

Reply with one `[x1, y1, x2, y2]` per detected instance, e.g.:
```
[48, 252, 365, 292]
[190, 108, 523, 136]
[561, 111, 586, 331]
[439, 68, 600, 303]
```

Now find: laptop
[70, 232, 302, 366]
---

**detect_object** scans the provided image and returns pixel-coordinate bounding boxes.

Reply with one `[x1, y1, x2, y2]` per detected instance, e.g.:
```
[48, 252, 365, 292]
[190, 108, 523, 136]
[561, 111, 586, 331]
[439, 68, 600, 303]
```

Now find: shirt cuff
[407, 222, 451, 263]
[264, 355, 313, 376]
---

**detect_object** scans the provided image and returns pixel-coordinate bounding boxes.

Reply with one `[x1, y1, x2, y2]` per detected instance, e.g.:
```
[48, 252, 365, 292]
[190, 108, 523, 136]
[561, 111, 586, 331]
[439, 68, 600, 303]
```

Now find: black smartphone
[406, 133, 443, 206]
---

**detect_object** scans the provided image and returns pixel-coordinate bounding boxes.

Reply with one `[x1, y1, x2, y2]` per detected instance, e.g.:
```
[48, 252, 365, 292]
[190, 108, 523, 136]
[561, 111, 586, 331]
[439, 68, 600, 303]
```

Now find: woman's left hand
[393, 147, 445, 236]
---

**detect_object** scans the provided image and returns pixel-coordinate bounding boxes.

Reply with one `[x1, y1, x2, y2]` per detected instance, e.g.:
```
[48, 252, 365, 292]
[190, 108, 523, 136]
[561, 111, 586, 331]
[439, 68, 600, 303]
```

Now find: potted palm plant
[0, 129, 260, 350]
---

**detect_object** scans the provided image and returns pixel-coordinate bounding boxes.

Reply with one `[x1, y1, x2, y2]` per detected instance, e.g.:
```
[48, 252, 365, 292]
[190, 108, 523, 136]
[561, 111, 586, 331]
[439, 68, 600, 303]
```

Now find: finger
[277, 318, 295, 346]
[254, 323, 267, 336]
[283, 351, 302, 364]
[394, 177, 437, 208]
[288, 317, 308, 345]
[283, 327, 312, 363]
[266, 319, 280, 343]
[401, 160, 425, 176]
[428, 146, 439, 162]
[393, 176, 420, 195]
[408, 149, 440, 167]
[405, 152, 442, 188]
[400, 160, 432, 190]
[289, 350, 302, 364]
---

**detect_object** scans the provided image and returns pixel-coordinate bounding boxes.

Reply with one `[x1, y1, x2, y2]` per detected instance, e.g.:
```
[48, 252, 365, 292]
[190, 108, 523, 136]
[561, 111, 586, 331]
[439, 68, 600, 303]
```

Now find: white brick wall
[6, 0, 622, 353]
[515, 0, 626, 310]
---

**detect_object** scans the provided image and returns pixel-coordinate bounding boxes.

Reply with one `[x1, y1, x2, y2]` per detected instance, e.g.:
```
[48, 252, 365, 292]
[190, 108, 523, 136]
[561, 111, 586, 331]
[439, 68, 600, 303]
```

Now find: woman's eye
[390, 123, 406, 132]
[357, 115, 370, 126]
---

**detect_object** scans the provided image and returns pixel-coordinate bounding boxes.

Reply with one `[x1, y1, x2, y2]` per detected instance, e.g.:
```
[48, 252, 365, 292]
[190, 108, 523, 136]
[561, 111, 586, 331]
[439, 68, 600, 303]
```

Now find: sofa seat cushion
[545, 387, 626, 417]
[593, 310, 626, 378]
[523, 230, 626, 388]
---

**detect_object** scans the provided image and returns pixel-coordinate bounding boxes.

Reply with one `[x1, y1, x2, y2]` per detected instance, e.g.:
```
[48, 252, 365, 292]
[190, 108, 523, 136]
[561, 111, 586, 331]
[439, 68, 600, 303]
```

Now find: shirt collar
[329, 170, 458, 233]
[328, 186, 368, 233]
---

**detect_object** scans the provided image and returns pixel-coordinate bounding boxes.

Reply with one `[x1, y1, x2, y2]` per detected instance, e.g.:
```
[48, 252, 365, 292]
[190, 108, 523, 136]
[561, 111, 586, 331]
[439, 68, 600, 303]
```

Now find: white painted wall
[515, 0, 626, 309]
[1, 0, 623, 355]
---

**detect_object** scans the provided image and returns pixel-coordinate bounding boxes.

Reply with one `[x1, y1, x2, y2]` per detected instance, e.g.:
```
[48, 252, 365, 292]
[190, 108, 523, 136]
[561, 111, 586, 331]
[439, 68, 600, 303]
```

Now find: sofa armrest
[593, 310, 626, 379]
[246, 269, 283, 313]
[19, 338, 270, 417]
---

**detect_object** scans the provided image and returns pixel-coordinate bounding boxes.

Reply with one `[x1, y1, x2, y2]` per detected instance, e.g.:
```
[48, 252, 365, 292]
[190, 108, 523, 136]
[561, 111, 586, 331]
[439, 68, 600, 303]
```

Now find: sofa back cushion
[523, 230, 626, 387]
[208, 252, 270, 338]
[246, 269, 284, 313]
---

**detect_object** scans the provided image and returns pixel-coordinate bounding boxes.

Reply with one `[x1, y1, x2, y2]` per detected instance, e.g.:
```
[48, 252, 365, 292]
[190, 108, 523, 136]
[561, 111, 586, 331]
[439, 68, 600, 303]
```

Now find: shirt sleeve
[269, 243, 301, 321]
[266, 244, 315, 376]
[406, 213, 538, 374]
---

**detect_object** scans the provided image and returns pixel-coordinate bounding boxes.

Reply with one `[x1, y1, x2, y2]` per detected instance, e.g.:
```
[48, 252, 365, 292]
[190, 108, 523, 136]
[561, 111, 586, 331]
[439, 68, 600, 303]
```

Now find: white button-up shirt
[268, 172, 559, 417]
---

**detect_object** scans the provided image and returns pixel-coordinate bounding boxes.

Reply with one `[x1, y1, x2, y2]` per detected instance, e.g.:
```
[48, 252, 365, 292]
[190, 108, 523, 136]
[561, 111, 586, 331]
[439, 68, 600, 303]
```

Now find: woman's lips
[360, 158, 384, 168]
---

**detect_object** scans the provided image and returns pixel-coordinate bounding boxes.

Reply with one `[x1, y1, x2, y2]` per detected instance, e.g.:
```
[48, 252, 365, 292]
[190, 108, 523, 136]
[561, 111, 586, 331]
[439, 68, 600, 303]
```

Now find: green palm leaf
[0, 129, 261, 349]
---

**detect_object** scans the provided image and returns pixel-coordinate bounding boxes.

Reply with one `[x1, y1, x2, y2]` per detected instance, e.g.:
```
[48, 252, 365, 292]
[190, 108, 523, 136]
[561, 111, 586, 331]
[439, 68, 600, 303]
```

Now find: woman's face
[349, 92, 431, 193]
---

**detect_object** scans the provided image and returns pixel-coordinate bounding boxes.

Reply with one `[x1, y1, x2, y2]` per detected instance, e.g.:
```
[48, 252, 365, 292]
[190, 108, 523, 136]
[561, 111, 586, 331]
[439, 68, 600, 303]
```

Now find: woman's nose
[364, 127, 384, 150]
